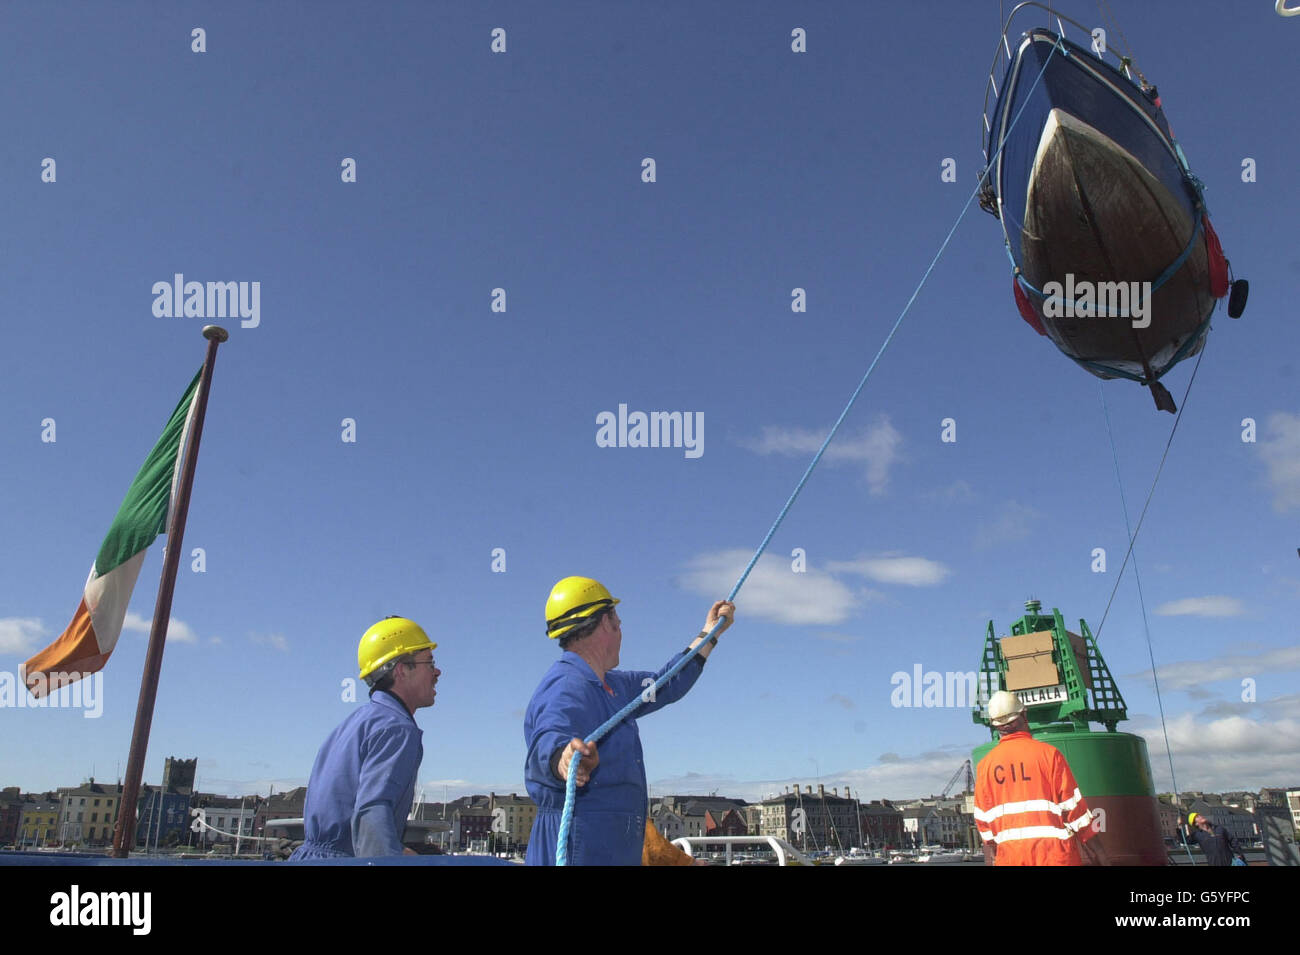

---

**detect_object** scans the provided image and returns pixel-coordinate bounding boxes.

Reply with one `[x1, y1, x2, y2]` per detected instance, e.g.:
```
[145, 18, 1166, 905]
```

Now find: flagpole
[111, 325, 228, 858]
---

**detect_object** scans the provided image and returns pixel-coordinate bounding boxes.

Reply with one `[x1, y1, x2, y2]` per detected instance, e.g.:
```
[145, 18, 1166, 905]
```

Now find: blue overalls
[291, 690, 423, 859]
[524, 650, 705, 865]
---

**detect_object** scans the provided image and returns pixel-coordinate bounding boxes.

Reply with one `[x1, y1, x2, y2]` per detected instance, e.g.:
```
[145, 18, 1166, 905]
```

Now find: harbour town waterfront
[3, 762, 1293, 864]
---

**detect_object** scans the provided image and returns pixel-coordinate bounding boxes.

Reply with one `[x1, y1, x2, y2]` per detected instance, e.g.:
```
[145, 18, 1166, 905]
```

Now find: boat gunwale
[990, 31, 1184, 246]
[981, 2, 1160, 166]
[983, 3, 1134, 151]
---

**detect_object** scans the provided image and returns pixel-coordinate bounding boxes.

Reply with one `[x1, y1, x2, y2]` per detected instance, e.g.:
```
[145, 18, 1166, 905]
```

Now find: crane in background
[941, 759, 974, 798]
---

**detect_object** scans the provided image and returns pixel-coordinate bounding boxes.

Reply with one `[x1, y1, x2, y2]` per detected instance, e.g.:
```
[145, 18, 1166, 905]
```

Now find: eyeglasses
[405, 659, 438, 670]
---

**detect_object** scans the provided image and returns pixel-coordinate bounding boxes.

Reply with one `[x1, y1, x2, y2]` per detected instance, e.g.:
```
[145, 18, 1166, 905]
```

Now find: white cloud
[827, 555, 950, 586]
[1259, 411, 1300, 512]
[1197, 694, 1300, 721]
[1131, 644, 1300, 691]
[677, 549, 857, 626]
[1134, 705, 1300, 792]
[973, 500, 1041, 549]
[922, 480, 976, 504]
[834, 749, 976, 800]
[1154, 596, 1246, 618]
[656, 705, 1300, 801]
[124, 611, 199, 644]
[0, 618, 48, 655]
[740, 416, 902, 495]
[1159, 713, 1298, 753]
[648, 771, 751, 797]
[166, 620, 199, 643]
[652, 747, 972, 803]
[250, 633, 290, 652]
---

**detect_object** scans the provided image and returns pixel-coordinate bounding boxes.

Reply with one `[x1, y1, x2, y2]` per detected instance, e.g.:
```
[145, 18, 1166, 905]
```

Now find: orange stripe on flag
[23, 598, 111, 698]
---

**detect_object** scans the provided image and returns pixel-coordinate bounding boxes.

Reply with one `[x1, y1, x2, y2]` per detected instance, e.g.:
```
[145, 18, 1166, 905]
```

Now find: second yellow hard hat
[545, 576, 619, 640]
[358, 616, 436, 680]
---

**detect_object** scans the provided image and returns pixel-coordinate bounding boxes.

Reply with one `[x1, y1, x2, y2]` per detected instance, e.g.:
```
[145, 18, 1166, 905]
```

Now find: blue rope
[1011, 116, 1213, 387]
[1149, 210, 1203, 293]
[1016, 210, 1202, 305]
[554, 36, 1068, 866]
[1014, 202, 1209, 385]
[1094, 337, 1207, 640]
[1068, 307, 1211, 385]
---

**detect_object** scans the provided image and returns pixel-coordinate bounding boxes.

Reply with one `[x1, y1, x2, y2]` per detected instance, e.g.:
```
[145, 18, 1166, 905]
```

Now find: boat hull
[989, 29, 1220, 382]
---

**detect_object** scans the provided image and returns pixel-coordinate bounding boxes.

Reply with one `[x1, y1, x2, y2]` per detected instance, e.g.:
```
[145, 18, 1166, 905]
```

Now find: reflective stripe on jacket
[973, 731, 1092, 866]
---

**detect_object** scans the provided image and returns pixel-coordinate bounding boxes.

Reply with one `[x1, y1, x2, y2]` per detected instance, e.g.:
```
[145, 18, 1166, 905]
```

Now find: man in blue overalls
[1186, 811, 1248, 867]
[524, 576, 734, 865]
[291, 617, 440, 859]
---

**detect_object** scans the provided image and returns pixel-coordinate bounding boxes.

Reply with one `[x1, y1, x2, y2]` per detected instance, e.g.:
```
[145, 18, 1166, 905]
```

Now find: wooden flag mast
[111, 325, 228, 858]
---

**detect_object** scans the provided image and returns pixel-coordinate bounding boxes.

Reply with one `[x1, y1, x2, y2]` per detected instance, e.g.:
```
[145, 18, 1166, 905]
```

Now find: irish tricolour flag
[24, 371, 202, 697]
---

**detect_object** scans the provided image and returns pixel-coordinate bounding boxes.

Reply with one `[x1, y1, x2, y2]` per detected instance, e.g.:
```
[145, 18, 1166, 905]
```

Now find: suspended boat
[978, 3, 1247, 412]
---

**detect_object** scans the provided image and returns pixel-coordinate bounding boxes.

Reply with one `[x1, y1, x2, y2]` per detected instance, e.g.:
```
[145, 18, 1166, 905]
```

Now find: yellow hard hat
[545, 576, 619, 640]
[357, 617, 436, 680]
[1188, 812, 1199, 825]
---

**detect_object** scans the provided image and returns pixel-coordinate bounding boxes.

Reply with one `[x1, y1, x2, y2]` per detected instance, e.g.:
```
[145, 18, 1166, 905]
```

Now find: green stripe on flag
[93, 370, 202, 575]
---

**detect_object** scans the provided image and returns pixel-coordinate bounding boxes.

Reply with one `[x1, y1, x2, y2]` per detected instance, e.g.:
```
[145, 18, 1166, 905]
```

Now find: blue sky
[2, 1, 1297, 804]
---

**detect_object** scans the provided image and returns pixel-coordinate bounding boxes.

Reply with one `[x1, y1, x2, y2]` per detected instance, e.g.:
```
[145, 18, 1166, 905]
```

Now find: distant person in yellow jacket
[1186, 812, 1247, 866]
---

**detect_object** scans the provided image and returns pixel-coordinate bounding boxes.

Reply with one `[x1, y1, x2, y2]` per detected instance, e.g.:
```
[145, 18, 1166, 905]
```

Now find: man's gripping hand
[704, 600, 736, 638]
[555, 738, 599, 786]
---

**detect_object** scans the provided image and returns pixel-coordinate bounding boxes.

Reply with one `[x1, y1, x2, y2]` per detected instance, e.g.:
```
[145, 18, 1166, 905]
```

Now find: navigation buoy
[972, 600, 1168, 865]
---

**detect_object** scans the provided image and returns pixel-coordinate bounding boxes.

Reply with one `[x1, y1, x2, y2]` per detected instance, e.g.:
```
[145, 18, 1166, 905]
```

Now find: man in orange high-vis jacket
[974, 691, 1103, 866]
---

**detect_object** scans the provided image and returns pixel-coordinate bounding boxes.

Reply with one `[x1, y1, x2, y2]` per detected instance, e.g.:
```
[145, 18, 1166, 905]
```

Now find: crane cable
[1094, 341, 1206, 640]
[1097, 342, 1208, 865]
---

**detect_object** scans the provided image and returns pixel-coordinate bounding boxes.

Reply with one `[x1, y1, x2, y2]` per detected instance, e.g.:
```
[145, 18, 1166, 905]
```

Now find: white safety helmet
[988, 690, 1027, 727]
